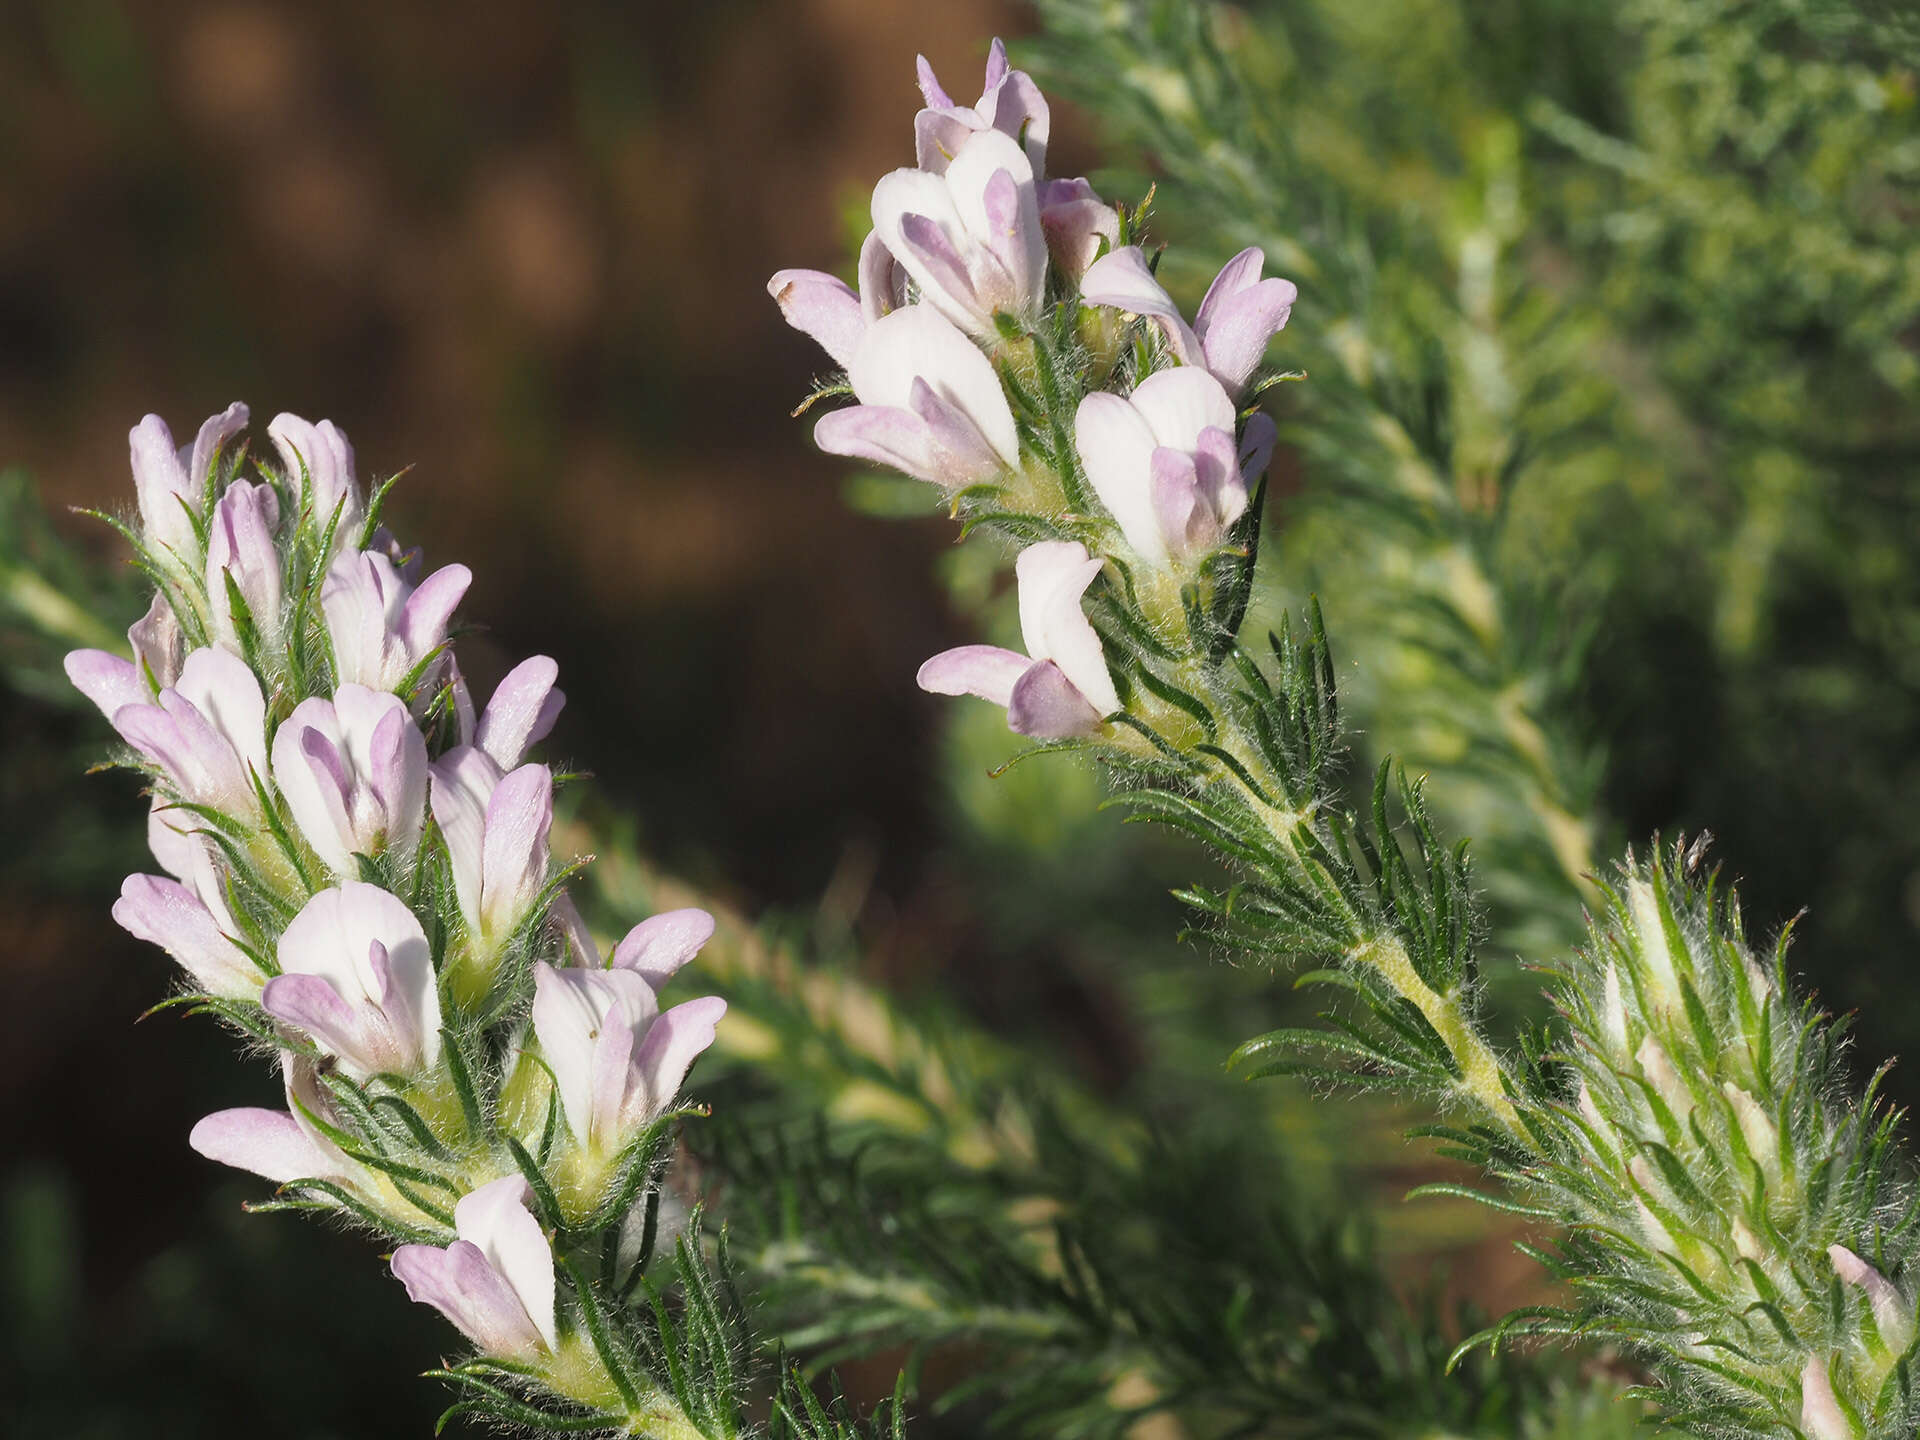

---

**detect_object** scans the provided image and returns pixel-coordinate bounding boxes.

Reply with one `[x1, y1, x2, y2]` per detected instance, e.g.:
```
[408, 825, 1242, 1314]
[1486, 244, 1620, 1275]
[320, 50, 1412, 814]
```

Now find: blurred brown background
[0, 0, 1070, 904]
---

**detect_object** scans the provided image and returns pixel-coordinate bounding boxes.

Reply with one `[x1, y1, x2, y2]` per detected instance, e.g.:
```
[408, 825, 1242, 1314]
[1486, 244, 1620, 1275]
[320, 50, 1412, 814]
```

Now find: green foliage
[711, 1106, 1638, 1439]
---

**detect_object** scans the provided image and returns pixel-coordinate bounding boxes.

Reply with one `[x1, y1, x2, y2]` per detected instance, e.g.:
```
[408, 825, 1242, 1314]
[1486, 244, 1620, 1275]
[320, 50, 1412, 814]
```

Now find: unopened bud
[1723, 1083, 1779, 1180]
[1599, 962, 1629, 1058]
[1635, 1034, 1692, 1122]
[1829, 1244, 1913, 1353]
[1628, 878, 1679, 1006]
[1800, 1355, 1854, 1440]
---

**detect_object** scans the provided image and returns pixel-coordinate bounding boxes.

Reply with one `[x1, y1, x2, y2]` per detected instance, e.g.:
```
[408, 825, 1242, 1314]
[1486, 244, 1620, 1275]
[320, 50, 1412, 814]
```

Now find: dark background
[4, 2, 1919, 1436]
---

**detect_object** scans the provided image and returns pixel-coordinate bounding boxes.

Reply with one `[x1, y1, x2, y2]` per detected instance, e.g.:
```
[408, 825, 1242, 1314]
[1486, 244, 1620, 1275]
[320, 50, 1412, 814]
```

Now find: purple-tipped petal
[173, 646, 269, 781]
[186, 403, 251, 500]
[391, 1241, 547, 1359]
[915, 645, 1031, 709]
[113, 873, 258, 997]
[846, 305, 1018, 470]
[1039, 179, 1118, 281]
[273, 699, 354, 875]
[1190, 426, 1246, 535]
[262, 971, 384, 1066]
[532, 963, 654, 1150]
[362, 696, 430, 861]
[1149, 447, 1205, 560]
[768, 269, 865, 369]
[914, 110, 977, 173]
[632, 996, 728, 1122]
[430, 746, 501, 931]
[896, 211, 979, 314]
[1198, 277, 1297, 394]
[856, 230, 907, 323]
[398, 563, 471, 659]
[982, 37, 1010, 92]
[206, 480, 284, 652]
[191, 1106, 340, 1184]
[907, 378, 1002, 479]
[475, 656, 565, 771]
[814, 405, 948, 490]
[480, 764, 553, 935]
[1014, 541, 1119, 715]
[129, 414, 196, 558]
[128, 593, 183, 690]
[943, 131, 1044, 313]
[1238, 412, 1278, 484]
[984, 68, 1049, 176]
[610, 908, 717, 988]
[915, 53, 955, 110]
[273, 882, 440, 1075]
[269, 413, 363, 545]
[453, 1176, 559, 1352]
[1006, 660, 1103, 738]
[64, 649, 147, 722]
[1194, 247, 1267, 333]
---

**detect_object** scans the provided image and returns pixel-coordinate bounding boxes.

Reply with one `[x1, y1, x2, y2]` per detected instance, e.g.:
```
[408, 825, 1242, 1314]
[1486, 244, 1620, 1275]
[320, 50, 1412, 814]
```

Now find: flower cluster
[68, 405, 727, 1429]
[770, 37, 1294, 743]
[772, 43, 1920, 1440]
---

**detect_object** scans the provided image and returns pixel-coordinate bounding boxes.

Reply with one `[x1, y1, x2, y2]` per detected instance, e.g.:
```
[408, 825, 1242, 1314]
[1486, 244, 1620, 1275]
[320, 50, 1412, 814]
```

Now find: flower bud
[1829, 1244, 1913, 1353]
[130, 403, 249, 570]
[1800, 1355, 1854, 1440]
[1723, 1082, 1780, 1182]
[206, 479, 284, 656]
[1635, 1034, 1693, 1124]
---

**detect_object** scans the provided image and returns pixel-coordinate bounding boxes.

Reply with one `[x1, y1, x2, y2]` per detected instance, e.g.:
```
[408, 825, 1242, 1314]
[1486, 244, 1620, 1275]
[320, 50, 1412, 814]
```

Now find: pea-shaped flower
[129, 403, 249, 574]
[67, 645, 269, 824]
[1080, 244, 1297, 400]
[531, 957, 726, 1159]
[269, 412, 365, 550]
[390, 1177, 559, 1361]
[205, 480, 284, 657]
[912, 37, 1049, 179]
[812, 304, 1020, 492]
[111, 806, 260, 1000]
[917, 540, 1120, 739]
[872, 128, 1047, 340]
[767, 232, 907, 370]
[1075, 367, 1276, 569]
[321, 545, 471, 698]
[271, 684, 429, 878]
[261, 882, 442, 1081]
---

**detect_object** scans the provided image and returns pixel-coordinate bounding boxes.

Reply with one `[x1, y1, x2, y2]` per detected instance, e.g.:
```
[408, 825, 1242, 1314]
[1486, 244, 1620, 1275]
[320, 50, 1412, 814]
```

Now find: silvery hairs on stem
[771, 35, 1920, 1440]
[65, 404, 736, 1436]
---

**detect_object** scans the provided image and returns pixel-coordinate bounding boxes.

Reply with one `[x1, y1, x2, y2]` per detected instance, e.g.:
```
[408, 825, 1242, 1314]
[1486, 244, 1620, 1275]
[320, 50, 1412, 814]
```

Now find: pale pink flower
[1075, 367, 1276, 568]
[390, 1177, 559, 1360]
[918, 541, 1120, 738]
[812, 304, 1019, 491]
